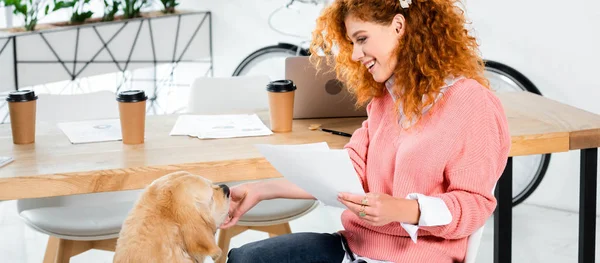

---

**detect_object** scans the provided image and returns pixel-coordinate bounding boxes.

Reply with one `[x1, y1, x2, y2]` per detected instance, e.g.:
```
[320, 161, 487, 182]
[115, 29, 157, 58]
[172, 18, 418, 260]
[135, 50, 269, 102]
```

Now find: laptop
[285, 56, 367, 119]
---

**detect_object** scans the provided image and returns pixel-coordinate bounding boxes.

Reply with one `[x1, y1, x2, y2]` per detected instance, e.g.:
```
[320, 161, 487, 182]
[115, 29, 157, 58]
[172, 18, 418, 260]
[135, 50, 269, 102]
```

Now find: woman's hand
[220, 183, 261, 229]
[220, 179, 316, 229]
[338, 192, 420, 226]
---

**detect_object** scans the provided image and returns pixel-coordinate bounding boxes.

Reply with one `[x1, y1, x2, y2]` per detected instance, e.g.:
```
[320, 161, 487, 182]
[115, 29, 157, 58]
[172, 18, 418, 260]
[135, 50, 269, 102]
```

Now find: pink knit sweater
[341, 78, 511, 263]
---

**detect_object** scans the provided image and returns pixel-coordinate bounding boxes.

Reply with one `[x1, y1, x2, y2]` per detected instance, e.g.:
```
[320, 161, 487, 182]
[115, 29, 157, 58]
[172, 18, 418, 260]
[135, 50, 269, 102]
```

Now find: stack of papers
[255, 142, 365, 209]
[170, 114, 273, 139]
[58, 119, 122, 144]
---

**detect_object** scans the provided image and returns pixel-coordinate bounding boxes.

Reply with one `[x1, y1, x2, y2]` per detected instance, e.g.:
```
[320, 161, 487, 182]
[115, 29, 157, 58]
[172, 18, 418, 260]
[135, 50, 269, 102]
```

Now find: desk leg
[579, 148, 597, 263]
[494, 157, 512, 263]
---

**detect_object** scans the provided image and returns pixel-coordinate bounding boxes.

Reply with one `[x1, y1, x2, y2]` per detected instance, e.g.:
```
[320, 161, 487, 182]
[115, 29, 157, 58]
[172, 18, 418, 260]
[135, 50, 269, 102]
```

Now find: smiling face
[345, 14, 405, 83]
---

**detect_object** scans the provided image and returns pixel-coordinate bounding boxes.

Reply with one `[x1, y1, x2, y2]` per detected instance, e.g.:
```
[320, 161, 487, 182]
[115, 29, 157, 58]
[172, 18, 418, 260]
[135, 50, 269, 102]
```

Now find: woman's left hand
[338, 192, 419, 226]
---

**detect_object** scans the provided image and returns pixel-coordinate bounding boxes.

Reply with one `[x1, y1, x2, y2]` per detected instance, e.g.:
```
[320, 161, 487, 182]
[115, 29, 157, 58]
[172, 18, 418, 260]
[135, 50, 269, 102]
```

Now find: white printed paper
[0, 156, 13, 168]
[58, 119, 122, 144]
[170, 114, 273, 139]
[255, 143, 365, 209]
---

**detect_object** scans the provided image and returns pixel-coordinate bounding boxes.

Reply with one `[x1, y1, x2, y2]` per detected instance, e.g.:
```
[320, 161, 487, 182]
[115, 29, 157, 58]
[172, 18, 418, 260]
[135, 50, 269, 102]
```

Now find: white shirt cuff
[400, 193, 452, 243]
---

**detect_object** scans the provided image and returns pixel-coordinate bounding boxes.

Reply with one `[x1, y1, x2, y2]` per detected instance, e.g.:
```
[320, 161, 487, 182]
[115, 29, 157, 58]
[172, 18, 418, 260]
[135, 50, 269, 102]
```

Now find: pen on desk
[321, 128, 352, 137]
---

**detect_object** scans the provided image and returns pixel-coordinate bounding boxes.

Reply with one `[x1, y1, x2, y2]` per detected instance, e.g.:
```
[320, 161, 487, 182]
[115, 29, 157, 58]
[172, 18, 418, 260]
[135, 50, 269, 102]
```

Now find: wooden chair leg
[55, 239, 93, 263]
[91, 238, 117, 252]
[270, 223, 291, 237]
[215, 223, 292, 263]
[249, 223, 292, 237]
[217, 226, 248, 263]
[43, 237, 117, 263]
[43, 237, 60, 263]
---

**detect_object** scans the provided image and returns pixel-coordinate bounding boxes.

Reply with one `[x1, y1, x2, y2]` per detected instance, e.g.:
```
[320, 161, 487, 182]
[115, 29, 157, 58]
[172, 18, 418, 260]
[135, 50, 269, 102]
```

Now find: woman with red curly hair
[223, 0, 510, 262]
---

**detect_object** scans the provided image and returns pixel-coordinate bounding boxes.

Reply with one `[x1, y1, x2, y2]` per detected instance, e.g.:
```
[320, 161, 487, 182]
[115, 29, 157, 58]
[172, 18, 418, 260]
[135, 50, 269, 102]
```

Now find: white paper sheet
[0, 156, 13, 168]
[170, 114, 273, 139]
[58, 119, 122, 144]
[255, 143, 365, 209]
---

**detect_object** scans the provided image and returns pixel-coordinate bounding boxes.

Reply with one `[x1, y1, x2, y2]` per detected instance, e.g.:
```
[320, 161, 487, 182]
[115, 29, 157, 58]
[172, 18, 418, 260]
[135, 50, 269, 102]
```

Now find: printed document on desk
[58, 119, 122, 144]
[170, 114, 273, 139]
[0, 156, 13, 168]
[255, 143, 365, 209]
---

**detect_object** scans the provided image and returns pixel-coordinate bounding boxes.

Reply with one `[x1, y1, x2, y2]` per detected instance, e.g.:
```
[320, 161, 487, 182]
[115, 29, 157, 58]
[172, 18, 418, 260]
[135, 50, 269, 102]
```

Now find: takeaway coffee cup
[116, 90, 147, 145]
[6, 90, 38, 144]
[267, 80, 296, 132]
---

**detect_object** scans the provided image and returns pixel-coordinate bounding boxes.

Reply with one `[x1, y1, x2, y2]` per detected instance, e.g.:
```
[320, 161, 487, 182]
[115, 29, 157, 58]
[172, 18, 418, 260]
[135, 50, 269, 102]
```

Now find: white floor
[0, 200, 598, 263]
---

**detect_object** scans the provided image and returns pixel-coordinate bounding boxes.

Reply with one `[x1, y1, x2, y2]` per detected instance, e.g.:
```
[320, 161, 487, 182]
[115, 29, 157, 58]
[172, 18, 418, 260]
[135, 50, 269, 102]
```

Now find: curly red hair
[309, 0, 489, 125]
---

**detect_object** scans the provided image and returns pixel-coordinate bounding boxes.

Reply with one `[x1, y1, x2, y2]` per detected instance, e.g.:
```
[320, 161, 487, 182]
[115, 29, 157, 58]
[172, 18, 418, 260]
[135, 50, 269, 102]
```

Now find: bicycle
[232, 0, 550, 207]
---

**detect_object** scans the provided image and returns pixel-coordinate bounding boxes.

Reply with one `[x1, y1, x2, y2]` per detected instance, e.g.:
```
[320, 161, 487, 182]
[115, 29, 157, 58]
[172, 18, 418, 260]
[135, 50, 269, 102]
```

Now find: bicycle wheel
[232, 43, 309, 80]
[484, 60, 550, 207]
[233, 44, 549, 207]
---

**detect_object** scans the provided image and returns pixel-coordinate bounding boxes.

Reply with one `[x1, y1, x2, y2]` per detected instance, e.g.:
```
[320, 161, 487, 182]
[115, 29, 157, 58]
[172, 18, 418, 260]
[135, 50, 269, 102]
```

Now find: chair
[187, 75, 319, 263]
[463, 184, 497, 263]
[35, 91, 120, 123]
[464, 224, 485, 263]
[15, 91, 145, 263]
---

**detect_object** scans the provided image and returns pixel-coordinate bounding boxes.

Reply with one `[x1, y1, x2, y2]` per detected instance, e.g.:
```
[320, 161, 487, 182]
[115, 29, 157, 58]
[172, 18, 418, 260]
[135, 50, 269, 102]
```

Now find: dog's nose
[219, 184, 230, 198]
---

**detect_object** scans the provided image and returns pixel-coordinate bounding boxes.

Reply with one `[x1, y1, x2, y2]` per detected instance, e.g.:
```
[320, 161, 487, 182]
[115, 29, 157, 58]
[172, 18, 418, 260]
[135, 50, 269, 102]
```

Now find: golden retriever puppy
[114, 171, 230, 263]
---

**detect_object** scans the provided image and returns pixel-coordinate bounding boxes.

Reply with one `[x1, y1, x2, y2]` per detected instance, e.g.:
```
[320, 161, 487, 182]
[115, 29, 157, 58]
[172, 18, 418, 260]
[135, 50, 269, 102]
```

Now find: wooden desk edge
[570, 128, 600, 150]
[0, 157, 283, 200]
[509, 132, 570, 156]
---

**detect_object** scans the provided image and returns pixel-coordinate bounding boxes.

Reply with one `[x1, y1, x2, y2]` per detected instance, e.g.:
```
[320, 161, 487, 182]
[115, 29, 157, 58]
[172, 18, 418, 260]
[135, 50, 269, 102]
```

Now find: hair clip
[399, 0, 412, 8]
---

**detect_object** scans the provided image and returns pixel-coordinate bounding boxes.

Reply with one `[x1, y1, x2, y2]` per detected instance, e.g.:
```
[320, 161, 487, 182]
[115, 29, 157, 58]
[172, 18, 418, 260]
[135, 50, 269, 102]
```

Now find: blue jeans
[227, 232, 349, 263]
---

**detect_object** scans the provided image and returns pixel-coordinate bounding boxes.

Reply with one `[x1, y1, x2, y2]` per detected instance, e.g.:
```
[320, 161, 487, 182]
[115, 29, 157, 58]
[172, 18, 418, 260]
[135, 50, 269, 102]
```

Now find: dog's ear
[179, 212, 222, 262]
[170, 174, 223, 261]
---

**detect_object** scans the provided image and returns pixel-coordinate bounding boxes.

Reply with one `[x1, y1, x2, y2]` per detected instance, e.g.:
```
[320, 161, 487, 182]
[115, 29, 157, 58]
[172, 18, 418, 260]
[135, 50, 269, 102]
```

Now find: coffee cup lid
[116, 90, 148, 102]
[266, 80, 296, 93]
[6, 90, 37, 102]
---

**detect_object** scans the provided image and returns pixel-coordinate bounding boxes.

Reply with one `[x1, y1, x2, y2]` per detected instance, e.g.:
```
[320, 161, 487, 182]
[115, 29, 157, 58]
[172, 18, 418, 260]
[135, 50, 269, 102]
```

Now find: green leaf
[53, 0, 76, 10]
[81, 10, 93, 19]
[16, 5, 27, 15]
[65, 1, 77, 7]
[45, 4, 49, 15]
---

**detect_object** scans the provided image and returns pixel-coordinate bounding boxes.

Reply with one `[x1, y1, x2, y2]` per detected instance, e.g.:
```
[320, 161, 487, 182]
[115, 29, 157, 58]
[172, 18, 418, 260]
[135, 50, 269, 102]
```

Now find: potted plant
[53, 0, 94, 24]
[102, 0, 119, 21]
[1, 0, 56, 31]
[159, 0, 176, 14]
[121, 0, 148, 19]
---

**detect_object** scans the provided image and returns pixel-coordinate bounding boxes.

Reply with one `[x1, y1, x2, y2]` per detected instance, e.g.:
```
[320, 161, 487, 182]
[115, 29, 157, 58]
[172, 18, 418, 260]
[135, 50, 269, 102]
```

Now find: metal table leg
[579, 148, 597, 263]
[494, 157, 512, 263]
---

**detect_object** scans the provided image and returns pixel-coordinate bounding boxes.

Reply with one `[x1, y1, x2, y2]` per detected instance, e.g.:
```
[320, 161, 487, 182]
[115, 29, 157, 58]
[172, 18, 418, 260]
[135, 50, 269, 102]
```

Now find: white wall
[183, 0, 600, 213]
[178, 0, 323, 77]
[464, 0, 600, 213]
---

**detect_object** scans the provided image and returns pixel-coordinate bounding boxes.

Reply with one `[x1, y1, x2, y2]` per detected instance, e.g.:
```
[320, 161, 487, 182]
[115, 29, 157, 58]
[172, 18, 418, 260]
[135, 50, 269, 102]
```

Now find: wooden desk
[493, 92, 600, 263]
[1, 91, 599, 262]
[0, 114, 363, 200]
[501, 91, 600, 155]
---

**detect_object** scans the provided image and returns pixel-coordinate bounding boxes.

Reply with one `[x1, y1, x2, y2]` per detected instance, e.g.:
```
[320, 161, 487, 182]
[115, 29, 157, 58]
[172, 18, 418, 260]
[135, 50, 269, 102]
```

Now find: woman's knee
[227, 245, 258, 263]
[226, 235, 284, 263]
[226, 234, 289, 262]
[226, 232, 344, 263]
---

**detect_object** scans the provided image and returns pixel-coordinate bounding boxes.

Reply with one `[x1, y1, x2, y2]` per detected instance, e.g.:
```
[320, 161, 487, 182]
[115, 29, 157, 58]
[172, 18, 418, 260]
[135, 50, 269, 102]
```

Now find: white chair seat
[17, 190, 142, 241]
[19, 201, 133, 240]
[238, 199, 318, 226]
